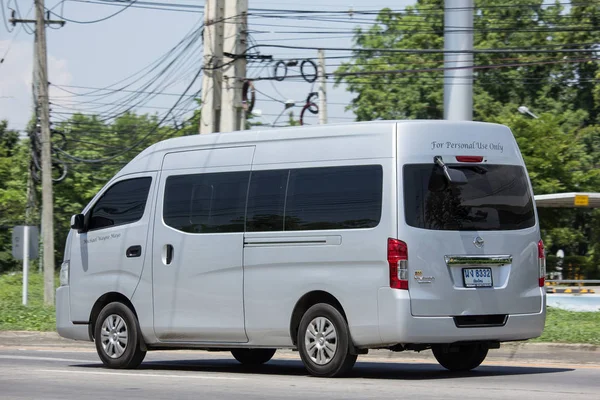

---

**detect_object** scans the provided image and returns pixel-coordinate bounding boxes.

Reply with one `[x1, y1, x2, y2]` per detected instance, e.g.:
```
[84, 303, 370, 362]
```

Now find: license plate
[462, 268, 493, 288]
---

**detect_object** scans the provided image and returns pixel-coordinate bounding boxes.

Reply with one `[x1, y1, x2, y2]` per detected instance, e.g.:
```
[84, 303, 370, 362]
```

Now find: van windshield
[403, 164, 535, 231]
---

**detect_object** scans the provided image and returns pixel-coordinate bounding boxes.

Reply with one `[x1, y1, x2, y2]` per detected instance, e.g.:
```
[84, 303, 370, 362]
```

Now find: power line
[5, 0, 35, 34]
[55, 67, 203, 163]
[79, 1, 599, 14]
[252, 57, 598, 81]
[1, 0, 14, 32]
[46, 21, 204, 121]
[49, 21, 203, 99]
[46, 0, 139, 23]
[51, 84, 199, 98]
[246, 44, 600, 55]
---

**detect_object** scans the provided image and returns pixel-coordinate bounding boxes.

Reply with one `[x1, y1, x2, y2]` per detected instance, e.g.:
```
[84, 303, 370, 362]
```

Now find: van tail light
[538, 240, 546, 287]
[388, 238, 408, 290]
[456, 156, 484, 163]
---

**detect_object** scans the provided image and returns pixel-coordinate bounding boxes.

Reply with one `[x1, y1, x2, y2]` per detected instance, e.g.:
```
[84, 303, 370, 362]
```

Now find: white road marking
[35, 368, 245, 380]
[0, 355, 91, 363]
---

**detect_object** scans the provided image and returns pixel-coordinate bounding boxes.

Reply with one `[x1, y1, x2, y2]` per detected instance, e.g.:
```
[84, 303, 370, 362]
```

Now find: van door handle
[163, 244, 174, 265]
[126, 245, 142, 258]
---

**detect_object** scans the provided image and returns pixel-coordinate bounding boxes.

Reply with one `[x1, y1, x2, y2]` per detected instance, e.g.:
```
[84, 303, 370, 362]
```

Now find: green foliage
[336, 0, 600, 275]
[337, 0, 600, 124]
[0, 121, 29, 273]
[547, 255, 598, 279]
[0, 100, 202, 272]
[50, 111, 199, 266]
[288, 111, 301, 127]
[0, 272, 56, 331]
[532, 307, 600, 345]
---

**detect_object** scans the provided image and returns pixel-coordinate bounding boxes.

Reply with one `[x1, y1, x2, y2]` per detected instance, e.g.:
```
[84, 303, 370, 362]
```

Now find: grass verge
[532, 307, 600, 345]
[0, 272, 56, 331]
[1, 272, 599, 344]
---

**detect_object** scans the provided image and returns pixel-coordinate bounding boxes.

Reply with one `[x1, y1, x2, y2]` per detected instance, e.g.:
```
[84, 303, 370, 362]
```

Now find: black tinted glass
[404, 164, 535, 231]
[163, 171, 249, 233]
[88, 177, 152, 231]
[246, 170, 288, 232]
[284, 166, 383, 231]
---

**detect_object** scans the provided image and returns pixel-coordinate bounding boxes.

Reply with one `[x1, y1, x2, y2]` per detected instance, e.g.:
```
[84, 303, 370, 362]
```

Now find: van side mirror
[70, 214, 85, 232]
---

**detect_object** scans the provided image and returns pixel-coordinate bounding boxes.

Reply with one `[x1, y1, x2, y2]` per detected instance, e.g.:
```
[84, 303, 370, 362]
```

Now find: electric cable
[8, 0, 34, 34]
[46, 0, 138, 24]
[54, 66, 203, 163]
[300, 59, 318, 83]
[1, 0, 14, 32]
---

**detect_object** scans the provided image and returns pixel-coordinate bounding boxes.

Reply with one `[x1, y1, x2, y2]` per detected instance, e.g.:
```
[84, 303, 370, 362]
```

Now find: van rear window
[403, 164, 535, 231]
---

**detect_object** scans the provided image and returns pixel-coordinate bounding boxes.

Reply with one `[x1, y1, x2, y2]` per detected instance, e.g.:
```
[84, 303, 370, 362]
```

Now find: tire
[231, 349, 276, 365]
[297, 303, 357, 378]
[94, 302, 146, 369]
[432, 343, 488, 372]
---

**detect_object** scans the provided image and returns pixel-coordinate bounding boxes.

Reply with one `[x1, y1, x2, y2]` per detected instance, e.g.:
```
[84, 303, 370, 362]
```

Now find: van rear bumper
[377, 287, 546, 345]
[56, 286, 92, 342]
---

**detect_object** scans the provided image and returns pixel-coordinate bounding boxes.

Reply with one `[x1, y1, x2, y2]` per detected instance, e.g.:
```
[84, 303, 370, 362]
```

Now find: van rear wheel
[231, 349, 276, 365]
[432, 343, 488, 372]
[94, 302, 146, 369]
[297, 303, 357, 378]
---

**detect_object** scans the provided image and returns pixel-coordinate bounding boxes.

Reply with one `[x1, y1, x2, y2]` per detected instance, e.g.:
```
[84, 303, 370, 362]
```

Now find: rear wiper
[459, 165, 488, 175]
[434, 156, 468, 185]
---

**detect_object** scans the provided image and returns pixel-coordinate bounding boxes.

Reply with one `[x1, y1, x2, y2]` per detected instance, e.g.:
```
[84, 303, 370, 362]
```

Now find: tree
[0, 97, 212, 271]
[0, 121, 29, 273]
[336, 0, 600, 124]
[335, 0, 600, 274]
[50, 111, 195, 264]
[288, 111, 301, 127]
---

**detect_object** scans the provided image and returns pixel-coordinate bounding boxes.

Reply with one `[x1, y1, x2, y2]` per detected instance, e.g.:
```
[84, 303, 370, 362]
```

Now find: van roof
[117, 120, 511, 177]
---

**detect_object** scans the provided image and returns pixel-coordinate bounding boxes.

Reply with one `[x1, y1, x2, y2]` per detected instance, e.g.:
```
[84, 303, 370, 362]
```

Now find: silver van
[56, 120, 546, 377]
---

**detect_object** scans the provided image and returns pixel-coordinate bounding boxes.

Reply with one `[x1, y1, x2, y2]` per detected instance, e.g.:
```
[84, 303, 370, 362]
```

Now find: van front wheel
[94, 302, 146, 369]
[297, 303, 357, 378]
[432, 343, 488, 372]
[231, 349, 276, 365]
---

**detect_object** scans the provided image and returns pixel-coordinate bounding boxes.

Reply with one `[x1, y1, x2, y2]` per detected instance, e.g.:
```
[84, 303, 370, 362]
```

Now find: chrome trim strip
[444, 255, 513, 266]
[244, 235, 342, 247]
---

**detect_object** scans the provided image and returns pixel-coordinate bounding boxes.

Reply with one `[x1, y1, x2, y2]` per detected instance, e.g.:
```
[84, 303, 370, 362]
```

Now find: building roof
[534, 192, 600, 208]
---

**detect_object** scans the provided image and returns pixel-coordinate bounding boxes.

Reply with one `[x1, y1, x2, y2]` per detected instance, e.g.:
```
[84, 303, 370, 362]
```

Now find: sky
[0, 0, 414, 133]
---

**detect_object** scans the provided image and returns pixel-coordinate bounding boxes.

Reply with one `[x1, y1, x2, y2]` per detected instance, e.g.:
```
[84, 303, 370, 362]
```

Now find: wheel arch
[89, 292, 138, 340]
[289, 290, 348, 347]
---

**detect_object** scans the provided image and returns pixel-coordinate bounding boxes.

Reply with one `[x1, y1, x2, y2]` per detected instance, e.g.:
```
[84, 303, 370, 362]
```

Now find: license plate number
[463, 268, 493, 288]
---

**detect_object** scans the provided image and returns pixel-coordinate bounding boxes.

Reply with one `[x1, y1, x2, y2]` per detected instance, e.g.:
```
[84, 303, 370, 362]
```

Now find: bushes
[546, 255, 599, 280]
[0, 272, 56, 331]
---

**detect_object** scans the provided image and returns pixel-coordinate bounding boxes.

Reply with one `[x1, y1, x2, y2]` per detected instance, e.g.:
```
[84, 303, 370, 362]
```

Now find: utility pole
[199, 0, 224, 134]
[220, 0, 248, 132]
[36, 0, 55, 305]
[443, 0, 473, 121]
[11, 2, 65, 305]
[317, 49, 328, 125]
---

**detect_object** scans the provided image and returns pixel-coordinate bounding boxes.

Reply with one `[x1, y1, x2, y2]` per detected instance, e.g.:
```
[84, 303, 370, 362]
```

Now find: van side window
[88, 177, 152, 231]
[284, 166, 383, 231]
[246, 170, 289, 232]
[163, 171, 250, 233]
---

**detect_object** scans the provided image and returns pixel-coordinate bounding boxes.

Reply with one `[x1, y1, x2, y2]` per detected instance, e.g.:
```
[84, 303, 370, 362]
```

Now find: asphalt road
[0, 346, 598, 400]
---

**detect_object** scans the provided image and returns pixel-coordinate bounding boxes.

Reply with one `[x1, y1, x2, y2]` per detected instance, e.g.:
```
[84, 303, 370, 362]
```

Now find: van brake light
[538, 240, 546, 287]
[388, 238, 408, 290]
[456, 156, 484, 163]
